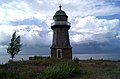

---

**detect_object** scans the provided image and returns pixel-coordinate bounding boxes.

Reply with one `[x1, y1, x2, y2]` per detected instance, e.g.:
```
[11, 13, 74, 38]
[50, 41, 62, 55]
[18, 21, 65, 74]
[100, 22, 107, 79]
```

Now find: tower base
[51, 48, 72, 59]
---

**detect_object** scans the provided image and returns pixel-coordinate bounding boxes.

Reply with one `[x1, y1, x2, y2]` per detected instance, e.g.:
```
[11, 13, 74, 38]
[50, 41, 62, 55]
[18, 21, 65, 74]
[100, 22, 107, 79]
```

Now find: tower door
[57, 49, 62, 58]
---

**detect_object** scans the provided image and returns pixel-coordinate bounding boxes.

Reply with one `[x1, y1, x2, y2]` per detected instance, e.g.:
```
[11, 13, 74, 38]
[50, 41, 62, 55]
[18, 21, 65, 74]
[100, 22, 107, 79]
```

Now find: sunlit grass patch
[41, 60, 81, 79]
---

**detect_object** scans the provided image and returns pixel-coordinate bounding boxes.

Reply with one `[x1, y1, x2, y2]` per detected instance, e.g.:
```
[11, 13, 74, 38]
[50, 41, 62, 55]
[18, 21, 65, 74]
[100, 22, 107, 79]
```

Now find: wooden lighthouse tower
[51, 5, 72, 59]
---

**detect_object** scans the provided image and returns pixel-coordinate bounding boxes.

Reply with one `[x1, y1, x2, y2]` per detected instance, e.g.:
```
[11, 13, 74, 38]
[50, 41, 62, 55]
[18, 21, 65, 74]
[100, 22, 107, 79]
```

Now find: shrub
[41, 60, 80, 79]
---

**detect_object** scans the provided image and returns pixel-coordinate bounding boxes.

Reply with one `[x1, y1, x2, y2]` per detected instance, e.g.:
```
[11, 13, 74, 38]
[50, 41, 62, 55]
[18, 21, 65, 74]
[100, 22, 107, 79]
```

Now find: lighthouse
[51, 5, 72, 59]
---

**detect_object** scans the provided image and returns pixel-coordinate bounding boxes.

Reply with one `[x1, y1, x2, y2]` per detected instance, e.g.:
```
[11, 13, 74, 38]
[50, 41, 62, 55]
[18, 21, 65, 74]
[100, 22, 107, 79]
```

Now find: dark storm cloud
[71, 31, 120, 54]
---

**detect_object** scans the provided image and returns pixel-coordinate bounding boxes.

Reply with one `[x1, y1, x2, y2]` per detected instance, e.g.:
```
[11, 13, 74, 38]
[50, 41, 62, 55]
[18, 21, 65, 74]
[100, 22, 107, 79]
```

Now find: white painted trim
[57, 49, 62, 58]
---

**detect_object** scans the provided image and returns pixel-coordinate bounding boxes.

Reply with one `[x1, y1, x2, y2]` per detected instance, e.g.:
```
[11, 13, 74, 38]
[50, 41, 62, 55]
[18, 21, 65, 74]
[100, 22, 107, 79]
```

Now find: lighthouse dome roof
[55, 10, 66, 16]
[54, 5, 67, 16]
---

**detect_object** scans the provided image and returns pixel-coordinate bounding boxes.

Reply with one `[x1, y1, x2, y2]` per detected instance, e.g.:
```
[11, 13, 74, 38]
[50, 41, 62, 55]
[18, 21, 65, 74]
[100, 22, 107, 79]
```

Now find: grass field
[0, 57, 120, 79]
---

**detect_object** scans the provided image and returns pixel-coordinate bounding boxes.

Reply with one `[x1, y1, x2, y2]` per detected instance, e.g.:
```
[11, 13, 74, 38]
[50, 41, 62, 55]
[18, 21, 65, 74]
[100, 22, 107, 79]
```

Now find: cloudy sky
[0, 0, 120, 55]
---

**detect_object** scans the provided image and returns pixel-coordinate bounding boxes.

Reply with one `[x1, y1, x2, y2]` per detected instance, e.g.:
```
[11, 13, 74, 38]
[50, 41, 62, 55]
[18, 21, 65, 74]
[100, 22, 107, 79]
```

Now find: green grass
[41, 60, 80, 79]
[0, 57, 120, 79]
[0, 69, 17, 79]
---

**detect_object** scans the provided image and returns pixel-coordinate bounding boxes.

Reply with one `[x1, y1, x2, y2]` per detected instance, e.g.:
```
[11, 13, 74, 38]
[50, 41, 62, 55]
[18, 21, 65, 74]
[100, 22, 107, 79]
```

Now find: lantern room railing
[51, 21, 71, 26]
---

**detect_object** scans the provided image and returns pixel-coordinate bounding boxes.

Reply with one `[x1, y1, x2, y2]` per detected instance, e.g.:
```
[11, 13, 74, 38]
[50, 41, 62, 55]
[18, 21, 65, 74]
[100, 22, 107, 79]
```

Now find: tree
[7, 31, 22, 61]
